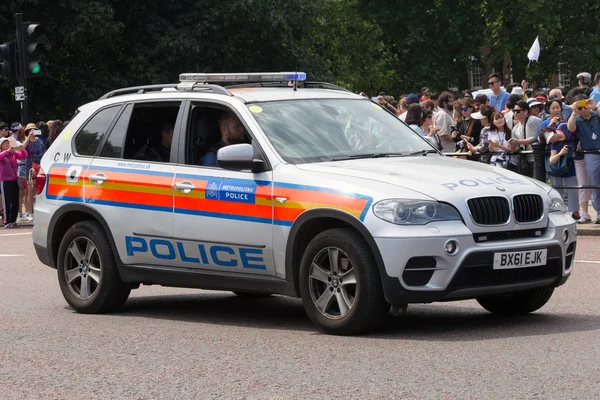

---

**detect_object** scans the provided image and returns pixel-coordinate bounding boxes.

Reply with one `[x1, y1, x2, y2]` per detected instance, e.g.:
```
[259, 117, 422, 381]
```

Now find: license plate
[493, 249, 547, 270]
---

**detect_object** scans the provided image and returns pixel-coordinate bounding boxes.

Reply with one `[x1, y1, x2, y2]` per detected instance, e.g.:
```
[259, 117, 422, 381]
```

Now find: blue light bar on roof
[179, 72, 306, 83]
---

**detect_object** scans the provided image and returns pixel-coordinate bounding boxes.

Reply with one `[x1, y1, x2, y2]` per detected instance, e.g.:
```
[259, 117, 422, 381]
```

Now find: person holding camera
[567, 94, 600, 223]
[21, 123, 46, 222]
[507, 101, 542, 176]
[0, 132, 32, 228]
[540, 123, 580, 217]
[451, 99, 482, 159]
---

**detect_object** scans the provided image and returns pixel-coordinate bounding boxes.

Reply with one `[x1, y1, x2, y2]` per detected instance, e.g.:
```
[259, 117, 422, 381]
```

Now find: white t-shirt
[433, 108, 455, 153]
[510, 116, 542, 163]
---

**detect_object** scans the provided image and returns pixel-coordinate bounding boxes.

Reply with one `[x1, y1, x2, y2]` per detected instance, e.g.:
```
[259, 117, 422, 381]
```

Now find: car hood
[296, 155, 546, 202]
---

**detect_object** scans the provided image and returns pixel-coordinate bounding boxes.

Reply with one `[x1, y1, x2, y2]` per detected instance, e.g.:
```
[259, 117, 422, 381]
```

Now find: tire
[476, 286, 554, 316]
[57, 221, 131, 314]
[299, 228, 390, 335]
[232, 292, 272, 298]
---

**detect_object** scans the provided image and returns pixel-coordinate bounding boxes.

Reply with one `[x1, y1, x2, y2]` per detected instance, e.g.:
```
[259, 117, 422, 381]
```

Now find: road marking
[575, 260, 600, 264]
[0, 232, 32, 237]
[0, 254, 24, 257]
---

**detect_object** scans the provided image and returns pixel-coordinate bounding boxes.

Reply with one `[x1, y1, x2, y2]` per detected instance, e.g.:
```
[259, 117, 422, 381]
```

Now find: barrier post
[532, 142, 546, 182]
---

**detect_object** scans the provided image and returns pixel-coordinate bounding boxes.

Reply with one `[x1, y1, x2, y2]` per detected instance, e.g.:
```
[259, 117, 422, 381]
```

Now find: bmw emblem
[496, 186, 506, 192]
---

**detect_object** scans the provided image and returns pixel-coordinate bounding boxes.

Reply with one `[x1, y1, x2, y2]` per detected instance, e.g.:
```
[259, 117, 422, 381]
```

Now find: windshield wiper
[406, 149, 439, 156]
[327, 153, 406, 161]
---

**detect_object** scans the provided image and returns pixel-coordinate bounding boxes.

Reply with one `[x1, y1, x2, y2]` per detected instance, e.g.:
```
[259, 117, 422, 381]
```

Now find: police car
[33, 72, 577, 335]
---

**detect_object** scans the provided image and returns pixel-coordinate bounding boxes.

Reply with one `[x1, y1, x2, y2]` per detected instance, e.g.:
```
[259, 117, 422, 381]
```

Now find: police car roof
[226, 87, 363, 102]
[88, 86, 364, 110]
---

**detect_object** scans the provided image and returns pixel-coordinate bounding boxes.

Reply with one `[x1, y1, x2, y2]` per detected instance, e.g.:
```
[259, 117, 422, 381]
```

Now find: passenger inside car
[199, 112, 248, 167]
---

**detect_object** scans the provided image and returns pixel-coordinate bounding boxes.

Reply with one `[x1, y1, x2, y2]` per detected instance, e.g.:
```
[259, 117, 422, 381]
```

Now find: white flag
[527, 36, 540, 62]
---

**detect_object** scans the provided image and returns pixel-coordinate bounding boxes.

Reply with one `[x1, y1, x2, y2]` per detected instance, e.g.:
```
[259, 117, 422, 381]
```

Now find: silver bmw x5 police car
[33, 72, 577, 335]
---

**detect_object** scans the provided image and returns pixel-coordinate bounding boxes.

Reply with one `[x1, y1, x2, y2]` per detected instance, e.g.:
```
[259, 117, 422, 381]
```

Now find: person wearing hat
[399, 93, 420, 122]
[577, 72, 592, 89]
[0, 130, 33, 228]
[20, 123, 46, 222]
[451, 98, 482, 160]
[527, 98, 544, 119]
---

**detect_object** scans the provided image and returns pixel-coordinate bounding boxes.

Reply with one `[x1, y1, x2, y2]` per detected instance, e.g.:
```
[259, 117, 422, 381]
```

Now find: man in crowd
[590, 72, 600, 105]
[433, 91, 455, 153]
[567, 94, 600, 223]
[487, 73, 510, 112]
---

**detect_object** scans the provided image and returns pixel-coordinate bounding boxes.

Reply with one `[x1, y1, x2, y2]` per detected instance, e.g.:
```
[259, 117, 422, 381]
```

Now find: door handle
[89, 173, 107, 184]
[174, 181, 196, 194]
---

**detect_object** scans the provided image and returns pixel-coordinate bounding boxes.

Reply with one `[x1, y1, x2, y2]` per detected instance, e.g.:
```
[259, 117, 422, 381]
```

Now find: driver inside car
[200, 113, 247, 167]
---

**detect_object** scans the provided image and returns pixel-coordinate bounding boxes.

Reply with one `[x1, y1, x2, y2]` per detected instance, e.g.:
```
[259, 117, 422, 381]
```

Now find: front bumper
[373, 214, 576, 304]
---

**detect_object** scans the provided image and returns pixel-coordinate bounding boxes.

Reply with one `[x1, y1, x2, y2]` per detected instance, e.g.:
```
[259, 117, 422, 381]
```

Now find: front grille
[468, 197, 510, 225]
[473, 229, 546, 243]
[448, 245, 562, 290]
[514, 194, 544, 223]
[565, 242, 576, 270]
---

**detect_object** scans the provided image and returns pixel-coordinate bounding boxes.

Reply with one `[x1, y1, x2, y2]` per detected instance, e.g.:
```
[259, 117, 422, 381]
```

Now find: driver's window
[184, 105, 250, 168]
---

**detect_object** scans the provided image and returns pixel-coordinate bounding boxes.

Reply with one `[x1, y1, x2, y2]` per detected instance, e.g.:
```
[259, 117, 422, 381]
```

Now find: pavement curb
[576, 228, 600, 236]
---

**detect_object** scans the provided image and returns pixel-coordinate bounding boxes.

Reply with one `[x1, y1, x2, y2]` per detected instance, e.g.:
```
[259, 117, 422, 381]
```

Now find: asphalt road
[1, 227, 599, 399]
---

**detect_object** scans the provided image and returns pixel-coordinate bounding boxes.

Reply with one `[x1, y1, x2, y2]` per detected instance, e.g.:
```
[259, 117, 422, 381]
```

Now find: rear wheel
[476, 286, 554, 316]
[57, 221, 130, 313]
[299, 228, 390, 335]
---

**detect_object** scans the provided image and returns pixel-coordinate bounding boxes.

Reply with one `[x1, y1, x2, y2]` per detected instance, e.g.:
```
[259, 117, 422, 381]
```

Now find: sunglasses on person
[578, 106, 588, 111]
[488, 81, 500, 86]
[460, 107, 470, 112]
[513, 109, 524, 113]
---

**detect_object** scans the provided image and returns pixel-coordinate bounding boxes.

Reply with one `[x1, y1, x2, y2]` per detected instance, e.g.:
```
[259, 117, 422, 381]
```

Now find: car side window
[184, 104, 251, 167]
[121, 102, 182, 163]
[74, 105, 121, 156]
[99, 104, 133, 158]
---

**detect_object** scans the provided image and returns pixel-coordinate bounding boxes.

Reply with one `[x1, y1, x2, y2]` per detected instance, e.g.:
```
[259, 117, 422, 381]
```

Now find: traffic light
[21, 21, 44, 78]
[0, 41, 15, 81]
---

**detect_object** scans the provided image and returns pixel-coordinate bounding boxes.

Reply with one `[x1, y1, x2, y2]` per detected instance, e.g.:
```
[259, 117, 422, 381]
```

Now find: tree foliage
[1, 0, 600, 122]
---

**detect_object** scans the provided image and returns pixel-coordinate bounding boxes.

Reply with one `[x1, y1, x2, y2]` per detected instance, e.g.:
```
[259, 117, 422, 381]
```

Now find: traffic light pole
[15, 13, 28, 124]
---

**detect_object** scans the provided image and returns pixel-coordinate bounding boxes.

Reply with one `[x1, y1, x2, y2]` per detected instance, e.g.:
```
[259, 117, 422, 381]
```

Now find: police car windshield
[248, 99, 435, 164]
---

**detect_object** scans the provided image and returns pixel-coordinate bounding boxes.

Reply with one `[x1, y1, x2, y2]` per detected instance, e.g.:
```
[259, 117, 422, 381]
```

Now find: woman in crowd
[405, 104, 425, 135]
[422, 109, 442, 150]
[452, 99, 482, 158]
[46, 120, 64, 150]
[543, 98, 592, 223]
[508, 100, 542, 176]
[0, 131, 34, 228]
[467, 109, 509, 167]
[21, 123, 46, 222]
[540, 123, 581, 218]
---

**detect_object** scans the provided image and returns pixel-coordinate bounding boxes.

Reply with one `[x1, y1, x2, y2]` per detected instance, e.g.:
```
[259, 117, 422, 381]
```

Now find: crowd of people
[371, 71, 600, 224]
[0, 120, 65, 227]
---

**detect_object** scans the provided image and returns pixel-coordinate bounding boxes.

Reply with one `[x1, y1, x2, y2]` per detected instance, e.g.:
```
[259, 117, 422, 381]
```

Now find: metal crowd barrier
[442, 144, 600, 190]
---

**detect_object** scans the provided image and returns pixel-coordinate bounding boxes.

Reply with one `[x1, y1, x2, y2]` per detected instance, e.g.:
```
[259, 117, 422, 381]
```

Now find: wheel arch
[285, 209, 385, 297]
[47, 204, 121, 269]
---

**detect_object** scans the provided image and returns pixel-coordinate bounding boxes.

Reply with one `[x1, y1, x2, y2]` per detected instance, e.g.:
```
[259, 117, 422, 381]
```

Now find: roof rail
[99, 83, 233, 100]
[99, 84, 179, 99]
[224, 81, 352, 93]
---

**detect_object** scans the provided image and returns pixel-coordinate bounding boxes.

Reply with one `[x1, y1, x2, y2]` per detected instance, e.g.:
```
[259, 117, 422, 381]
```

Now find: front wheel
[57, 221, 131, 313]
[299, 228, 390, 335]
[476, 286, 554, 316]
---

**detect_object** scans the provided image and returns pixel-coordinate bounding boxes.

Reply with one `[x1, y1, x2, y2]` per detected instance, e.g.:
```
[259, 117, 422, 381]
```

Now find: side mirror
[216, 143, 264, 172]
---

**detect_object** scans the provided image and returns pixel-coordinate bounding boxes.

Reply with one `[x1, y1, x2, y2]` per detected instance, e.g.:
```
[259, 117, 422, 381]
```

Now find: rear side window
[74, 105, 121, 156]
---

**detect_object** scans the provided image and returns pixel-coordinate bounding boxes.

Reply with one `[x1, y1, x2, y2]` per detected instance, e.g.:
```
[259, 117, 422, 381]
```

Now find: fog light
[444, 240, 459, 256]
[562, 229, 569, 244]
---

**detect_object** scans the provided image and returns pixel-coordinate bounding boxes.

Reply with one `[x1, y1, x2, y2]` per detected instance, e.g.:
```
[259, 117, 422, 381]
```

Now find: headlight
[373, 199, 462, 225]
[547, 189, 568, 213]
